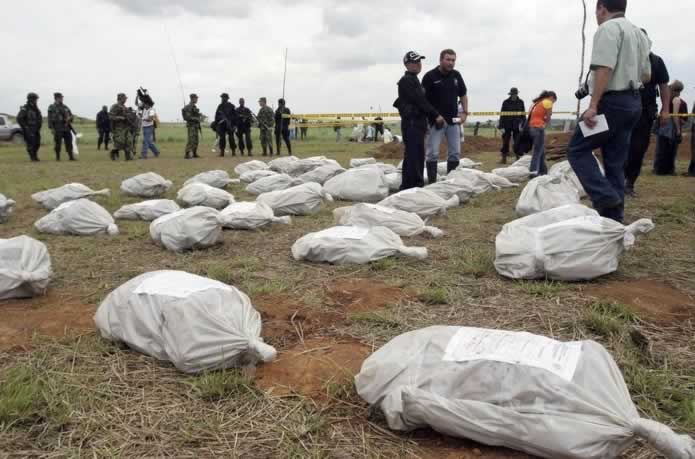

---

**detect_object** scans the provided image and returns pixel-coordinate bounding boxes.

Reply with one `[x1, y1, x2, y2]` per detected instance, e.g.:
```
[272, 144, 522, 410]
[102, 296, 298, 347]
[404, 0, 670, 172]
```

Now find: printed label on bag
[443, 327, 583, 381]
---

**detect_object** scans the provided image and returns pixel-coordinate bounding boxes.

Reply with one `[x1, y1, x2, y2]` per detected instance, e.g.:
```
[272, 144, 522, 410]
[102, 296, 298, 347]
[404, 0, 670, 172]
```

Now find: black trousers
[217, 125, 236, 155]
[501, 127, 520, 157]
[689, 129, 695, 175]
[400, 118, 426, 190]
[25, 131, 41, 160]
[275, 127, 292, 155]
[236, 127, 253, 153]
[98, 129, 111, 150]
[53, 130, 73, 159]
[653, 134, 679, 175]
[625, 112, 654, 186]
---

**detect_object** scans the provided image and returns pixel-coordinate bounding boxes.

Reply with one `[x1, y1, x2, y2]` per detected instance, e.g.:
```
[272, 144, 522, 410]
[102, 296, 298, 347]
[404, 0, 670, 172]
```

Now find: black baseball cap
[220, 93, 229, 99]
[403, 51, 426, 64]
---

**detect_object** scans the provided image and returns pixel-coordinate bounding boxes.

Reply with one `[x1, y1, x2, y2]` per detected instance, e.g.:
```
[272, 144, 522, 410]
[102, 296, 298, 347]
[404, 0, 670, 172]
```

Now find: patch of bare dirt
[414, 436, 535, 459]
[0, 291, 96, 351]
[254, 337, 370, 400]
[587, 279, 695, 325]
[254, 295, 341, 348]
[327, 278, 409, 314]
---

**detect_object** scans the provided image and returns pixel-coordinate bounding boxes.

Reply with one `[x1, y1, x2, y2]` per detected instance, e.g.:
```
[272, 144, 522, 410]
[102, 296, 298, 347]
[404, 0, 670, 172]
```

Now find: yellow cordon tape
[284, 111, 579, 119]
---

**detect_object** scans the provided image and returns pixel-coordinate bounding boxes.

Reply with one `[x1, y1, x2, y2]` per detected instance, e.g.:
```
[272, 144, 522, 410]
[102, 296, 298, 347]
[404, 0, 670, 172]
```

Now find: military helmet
[54, 92, 63, 99]
[117, 92, 127, 100]
[27, 92, 39, 100]
[190, 93, 198, 99]
[220, 93, 229, 99]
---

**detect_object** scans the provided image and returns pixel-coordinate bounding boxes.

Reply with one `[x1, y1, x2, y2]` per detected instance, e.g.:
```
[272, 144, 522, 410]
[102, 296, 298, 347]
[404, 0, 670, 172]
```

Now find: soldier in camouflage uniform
[182, 93, 202, 159]
[109, 93, 133, 161]
[257, 97, 275, 156]
[236, 98, 254, 156]
[47, 92, 75, 161]
[16, 92, 43, 162]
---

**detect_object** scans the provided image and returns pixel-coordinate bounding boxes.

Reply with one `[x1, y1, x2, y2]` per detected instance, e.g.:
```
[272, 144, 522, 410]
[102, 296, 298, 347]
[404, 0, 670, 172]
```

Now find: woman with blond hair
[653, 80, 689, 175]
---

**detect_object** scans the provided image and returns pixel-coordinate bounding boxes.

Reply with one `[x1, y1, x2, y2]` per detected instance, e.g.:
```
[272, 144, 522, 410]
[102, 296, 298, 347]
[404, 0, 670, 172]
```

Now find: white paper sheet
[579, 114, 609, 137]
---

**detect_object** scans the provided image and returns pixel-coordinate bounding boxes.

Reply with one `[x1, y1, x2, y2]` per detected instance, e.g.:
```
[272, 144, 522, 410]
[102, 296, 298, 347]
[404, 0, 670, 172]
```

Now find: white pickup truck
[0, 114, 24, 143]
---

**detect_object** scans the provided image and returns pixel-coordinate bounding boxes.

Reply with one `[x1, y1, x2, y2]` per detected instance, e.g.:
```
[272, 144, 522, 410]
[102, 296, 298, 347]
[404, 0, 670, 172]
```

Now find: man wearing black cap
[182, 94, 202, 159]
[109, 93, 133, 161]
[275, 98, 292, 155]
[47, 92, 75, 161]
[498, 87, 526, 164]
[215, 93, 238, 157]
[17, 93, 43, 162]
[96, 105, 111, 151]
[394, 51, 444, 190]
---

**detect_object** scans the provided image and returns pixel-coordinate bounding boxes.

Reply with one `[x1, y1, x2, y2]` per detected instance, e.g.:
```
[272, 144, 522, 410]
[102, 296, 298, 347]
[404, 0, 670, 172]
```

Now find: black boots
[447, 160, 460, 173]
[185, 152, 191, 159]
[193, 148, 200, 158]
[110, 150, 119, 161]
[426, 161, 438, 184]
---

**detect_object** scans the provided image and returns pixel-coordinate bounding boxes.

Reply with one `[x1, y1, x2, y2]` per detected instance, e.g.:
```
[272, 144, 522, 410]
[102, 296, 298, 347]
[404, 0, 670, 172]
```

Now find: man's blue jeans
[568, 93, 641, 223]
[426, 123, 461, 162]
[141, 125, 160, 158]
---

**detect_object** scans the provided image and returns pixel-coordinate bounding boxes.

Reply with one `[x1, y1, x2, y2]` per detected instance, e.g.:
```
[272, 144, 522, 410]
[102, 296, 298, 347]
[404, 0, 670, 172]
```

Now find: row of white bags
[0, 193, 16, 223]
[356, 325, 695, 459]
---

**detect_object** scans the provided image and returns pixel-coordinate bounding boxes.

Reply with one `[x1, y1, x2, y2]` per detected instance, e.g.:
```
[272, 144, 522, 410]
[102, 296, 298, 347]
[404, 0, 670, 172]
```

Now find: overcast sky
[2, 0, 693, 121]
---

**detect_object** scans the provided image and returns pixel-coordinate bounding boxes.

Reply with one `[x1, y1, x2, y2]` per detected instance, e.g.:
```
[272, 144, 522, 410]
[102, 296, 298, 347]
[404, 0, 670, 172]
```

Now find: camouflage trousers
[259, 128, 272, 148]
[112, 128, 133, 151]
[186, 125, 200, 152]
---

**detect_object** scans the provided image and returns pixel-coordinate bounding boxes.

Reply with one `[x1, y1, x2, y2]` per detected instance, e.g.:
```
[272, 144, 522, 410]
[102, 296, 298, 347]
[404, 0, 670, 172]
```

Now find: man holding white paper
[567, 0, 651, 223]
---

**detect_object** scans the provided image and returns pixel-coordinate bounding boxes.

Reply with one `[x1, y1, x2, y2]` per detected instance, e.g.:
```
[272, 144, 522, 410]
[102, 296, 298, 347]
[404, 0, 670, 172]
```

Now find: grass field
[0, 126, 694, 458]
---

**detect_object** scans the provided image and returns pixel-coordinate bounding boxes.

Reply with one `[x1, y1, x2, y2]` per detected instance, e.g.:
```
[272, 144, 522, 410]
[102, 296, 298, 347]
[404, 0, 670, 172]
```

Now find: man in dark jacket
[394, 51, 444, 190]
[498, 87, 526, 163]
[275, 98, 292, 155]
[17, 92, 42, 162]
[215, 93, 237, 157]
[96, 106, 111, 150]
[236, 98, 254, 156]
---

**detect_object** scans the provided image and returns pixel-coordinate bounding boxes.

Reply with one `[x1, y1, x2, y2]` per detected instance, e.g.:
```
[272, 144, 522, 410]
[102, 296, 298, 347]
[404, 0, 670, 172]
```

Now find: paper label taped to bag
[443, 328, 583, 381]
[134, 271, 232, 298]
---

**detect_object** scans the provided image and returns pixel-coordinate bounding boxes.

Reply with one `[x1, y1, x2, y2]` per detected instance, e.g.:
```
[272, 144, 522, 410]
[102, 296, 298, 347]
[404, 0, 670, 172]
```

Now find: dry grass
[1, 131, 694, 458]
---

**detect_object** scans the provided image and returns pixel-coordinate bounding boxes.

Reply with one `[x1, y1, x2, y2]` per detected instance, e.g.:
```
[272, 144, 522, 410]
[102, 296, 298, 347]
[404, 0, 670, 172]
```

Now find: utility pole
[282, 48, 288, 99]
[577, 0, 587, 121]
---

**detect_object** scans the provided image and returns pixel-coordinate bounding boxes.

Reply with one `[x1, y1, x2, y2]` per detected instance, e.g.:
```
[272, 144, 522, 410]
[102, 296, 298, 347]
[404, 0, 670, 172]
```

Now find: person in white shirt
[140, 102, 160, 159]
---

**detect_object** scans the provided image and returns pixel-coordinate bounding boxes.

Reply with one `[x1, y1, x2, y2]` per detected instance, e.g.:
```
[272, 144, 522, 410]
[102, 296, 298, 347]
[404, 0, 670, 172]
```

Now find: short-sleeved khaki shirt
[591, 17, 652, 92]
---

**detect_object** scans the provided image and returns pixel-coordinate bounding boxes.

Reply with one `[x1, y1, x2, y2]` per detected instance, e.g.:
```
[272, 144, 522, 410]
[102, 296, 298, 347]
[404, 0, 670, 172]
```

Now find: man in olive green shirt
[567, 0, 651, 223]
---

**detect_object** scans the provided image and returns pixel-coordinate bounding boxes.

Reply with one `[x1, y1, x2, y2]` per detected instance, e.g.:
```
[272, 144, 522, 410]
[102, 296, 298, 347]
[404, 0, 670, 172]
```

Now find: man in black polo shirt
[624, 31, 670, 196]
[393, 51, 444, 190]
[422, 48, 468, 183]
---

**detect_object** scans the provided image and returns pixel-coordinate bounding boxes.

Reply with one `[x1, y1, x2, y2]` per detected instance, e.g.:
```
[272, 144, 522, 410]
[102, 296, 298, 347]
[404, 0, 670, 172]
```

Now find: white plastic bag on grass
[495, 215, 655, 280]
[425, 179, 475, 204]
[286, 157, 339, 177]
[0, 235, 52, 300]
[457, 158, 482, 169]
[246, 173, 300, 195]
[0, 194, 16, 223]
[491, 166, 530, 183]
[219, 202, 291, 230]
[447, 169, 517, 195]
[31, 183, 110, 210]
[35, 199, 118, 235]
[120, 172, 173, 198]
[257, 182, 332, 216]
[549, 158, 603, 199]
[177, 183, 235, 210]
[323, 167, 389, 202]
[357, 162, 399, 175]
[384, 172, 402, 192]
[378, 188, 459, 218]
[292, 226, 427, 264]
[515, 175, 580, 217]
[71, 131, 81, 158]
[511, 155, 532, 168]
[240, 169, 278, 184]
[297, 163, 345, 185]
[183, 170, 237, 189]
[355, 325, 695, 459]
[150, 207, 222, 252]
[94, 270, 277, 374]
[234, 160, 269, 176]
[268, 156, 298, 174]
[350, 157, 376, 168]
[114, 199, 181, 221]
[334, 204, 443, 238]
